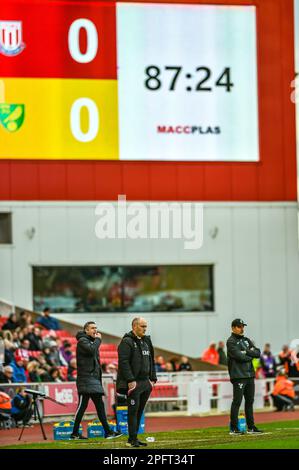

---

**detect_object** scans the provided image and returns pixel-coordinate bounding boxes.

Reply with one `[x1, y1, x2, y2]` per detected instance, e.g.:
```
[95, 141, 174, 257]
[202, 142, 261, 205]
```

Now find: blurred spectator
[271, 371, 295, 411]
[11, 330, 21, 349]
[0, 389, 12, 423]
[169, 356, 179, 371]
[2, 313, 19, 331]
[179, 356, 192, 371]
[42, 340, 66, 366]
[252, 357, 265, 379]
[260, 343, 276, 378]
[2, 333, 15, 365]
[60, 340, 73, 364]
[154, 355, 166, 373]
[17, 329, 26, 345]
[25, 326, 43, 351]
[105, 363, 117, 380]
[42, 346, 56, 367]
[279, 345, 292, 373]
[26, 361, 41, 383]
[48, 367, 64, 383]
[15, 344, 30, 364]
[165, 361, 174, 372]
[217, 341, 228, 366]
[289, 345, 299, 378]
[36, 307, 61, 331]
[37, 367, 52, 383]
[20, 339, 30, 351]
[36, 354, 51, 373]
[10, 353, 27, 383]
[0, 365, 14, 384]
[18, 311, 33, 329]
[201, 342, 219, 365]
[42, 330, 58, 348]
[11, 387, 33, 427]
[67, 358, 77, 381]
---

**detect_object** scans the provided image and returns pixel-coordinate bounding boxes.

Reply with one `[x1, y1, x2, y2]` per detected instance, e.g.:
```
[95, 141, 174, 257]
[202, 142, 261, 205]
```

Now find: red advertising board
[42, 382, 114, 417]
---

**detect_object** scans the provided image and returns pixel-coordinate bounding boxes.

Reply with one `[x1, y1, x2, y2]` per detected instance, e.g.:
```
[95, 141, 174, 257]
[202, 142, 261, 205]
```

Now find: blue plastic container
[87, 420, 117, 438]
[238, 414, 247, 433]
[116, 406, 145, 435]
[53, 421, 82, 440]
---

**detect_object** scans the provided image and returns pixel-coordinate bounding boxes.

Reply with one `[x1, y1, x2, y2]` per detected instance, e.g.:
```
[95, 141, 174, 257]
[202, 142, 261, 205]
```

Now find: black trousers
[230, 378, 255, 429]
[73, 393, 111, 436]
[13, 407, 33, 425]
[271, 394, 294, 411]
[127, 379, 152, 441]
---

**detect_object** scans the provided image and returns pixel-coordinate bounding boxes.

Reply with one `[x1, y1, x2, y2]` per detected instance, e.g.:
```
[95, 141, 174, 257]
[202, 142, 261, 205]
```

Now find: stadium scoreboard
[0, 1, 259, 161]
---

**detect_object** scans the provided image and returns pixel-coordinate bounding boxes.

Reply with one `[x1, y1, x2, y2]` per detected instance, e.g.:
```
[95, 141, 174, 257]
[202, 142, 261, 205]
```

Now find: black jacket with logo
[116, 331, 157, 393]
[76, 331, 104, 394]
[226, 333, 261, 381]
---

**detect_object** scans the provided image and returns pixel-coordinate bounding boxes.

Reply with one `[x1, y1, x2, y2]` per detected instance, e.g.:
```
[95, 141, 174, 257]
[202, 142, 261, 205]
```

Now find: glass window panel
[33, 265, 214, 313]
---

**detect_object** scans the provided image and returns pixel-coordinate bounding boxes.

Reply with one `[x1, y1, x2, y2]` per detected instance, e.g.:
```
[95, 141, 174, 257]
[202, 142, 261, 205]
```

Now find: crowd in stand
[0, 310, 77, 384]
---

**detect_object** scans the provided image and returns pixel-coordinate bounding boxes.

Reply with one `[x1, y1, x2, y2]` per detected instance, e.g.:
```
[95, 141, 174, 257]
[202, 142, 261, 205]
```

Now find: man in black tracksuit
[227, 319, 263, 435]
[117, 317, 157, 447]
[71, 321, 121, 440]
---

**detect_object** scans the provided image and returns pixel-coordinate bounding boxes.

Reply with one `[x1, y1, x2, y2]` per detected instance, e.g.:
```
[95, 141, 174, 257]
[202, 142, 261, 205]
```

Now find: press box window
[0, 213, 12, 244]
[33, 265, 214, 313]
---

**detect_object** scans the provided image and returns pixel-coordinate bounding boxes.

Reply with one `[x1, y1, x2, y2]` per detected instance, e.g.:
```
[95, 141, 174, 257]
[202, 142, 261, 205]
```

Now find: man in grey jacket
[70, 321, 121, 440]
[227, 319, 263, 435]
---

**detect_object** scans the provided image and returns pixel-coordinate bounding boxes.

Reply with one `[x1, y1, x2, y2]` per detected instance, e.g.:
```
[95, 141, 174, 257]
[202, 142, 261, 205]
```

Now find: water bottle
[238, 414, 247, 433]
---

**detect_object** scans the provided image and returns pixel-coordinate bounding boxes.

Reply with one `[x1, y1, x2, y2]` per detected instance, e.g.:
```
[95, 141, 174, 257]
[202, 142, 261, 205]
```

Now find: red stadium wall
[0, 0, 296, 201]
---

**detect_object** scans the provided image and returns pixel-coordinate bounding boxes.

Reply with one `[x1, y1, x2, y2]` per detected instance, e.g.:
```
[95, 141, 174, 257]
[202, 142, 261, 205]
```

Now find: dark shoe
[229, 428, 245, 435]
[286, 405, 295, 411]
[127, 438, 147, 447]
[247, 426, 263, 434]
[105, 431, 123, 440]
[136, 439, 147, 447]
[126, 439, 141, 447]
[69, 434, 88, 440]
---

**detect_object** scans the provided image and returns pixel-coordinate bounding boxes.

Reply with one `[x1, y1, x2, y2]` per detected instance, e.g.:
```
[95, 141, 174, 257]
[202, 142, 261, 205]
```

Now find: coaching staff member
[71, 321, 121, 440]
[117, 317, 157, 447]
[227, 319, 263, 435]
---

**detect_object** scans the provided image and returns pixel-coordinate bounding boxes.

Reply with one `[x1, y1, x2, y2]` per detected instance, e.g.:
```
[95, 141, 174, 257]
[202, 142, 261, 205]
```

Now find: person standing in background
[217, 341, 228, 366]
[227, 319, 263, 435]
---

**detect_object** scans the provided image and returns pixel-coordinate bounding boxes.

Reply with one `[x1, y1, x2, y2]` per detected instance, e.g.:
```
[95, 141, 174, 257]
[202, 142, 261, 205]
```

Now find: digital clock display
[0, 1, 259, 162]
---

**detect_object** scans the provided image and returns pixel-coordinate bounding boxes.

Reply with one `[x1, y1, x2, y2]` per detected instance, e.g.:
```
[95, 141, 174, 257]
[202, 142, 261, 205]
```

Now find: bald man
[117, 317, 157, 447]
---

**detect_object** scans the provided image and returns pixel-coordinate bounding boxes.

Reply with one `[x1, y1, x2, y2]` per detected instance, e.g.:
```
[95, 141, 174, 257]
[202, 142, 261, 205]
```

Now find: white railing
[148, 372, 299, 415]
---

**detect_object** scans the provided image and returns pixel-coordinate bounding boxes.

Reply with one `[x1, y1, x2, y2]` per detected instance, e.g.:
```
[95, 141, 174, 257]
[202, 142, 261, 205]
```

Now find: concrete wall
[0, 201, 298, 357]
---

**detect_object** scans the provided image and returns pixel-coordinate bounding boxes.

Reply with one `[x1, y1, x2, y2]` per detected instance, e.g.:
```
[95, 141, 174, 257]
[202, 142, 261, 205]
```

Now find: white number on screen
[68, 18, 98, 63]
[70, 98, 99, 142]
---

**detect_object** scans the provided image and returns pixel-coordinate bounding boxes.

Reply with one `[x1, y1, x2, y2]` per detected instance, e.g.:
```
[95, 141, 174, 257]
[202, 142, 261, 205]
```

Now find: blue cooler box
[116, 406, 145, 435]
[87, 420, 117, 438]
[53, 421, 82, 440]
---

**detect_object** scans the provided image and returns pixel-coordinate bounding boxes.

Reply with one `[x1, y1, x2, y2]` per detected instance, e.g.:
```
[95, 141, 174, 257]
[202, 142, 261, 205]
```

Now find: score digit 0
[68, 18, 98, 64]
[70, 98, 100, 142]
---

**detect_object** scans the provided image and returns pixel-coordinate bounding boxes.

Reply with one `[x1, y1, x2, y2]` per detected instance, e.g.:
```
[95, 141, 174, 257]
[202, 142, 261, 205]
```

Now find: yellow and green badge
[0, 103, 25, 132]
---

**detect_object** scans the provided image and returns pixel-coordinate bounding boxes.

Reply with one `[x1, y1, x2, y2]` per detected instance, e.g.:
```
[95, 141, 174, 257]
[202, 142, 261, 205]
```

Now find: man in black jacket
[71, 321, 121, 440]
[117, 317, 157, 447]
[227, 319, 263, 435]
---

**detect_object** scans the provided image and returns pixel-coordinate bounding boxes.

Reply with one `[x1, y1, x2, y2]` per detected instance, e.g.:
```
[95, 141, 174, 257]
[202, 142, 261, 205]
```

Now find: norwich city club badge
[0, 104, 25, 132]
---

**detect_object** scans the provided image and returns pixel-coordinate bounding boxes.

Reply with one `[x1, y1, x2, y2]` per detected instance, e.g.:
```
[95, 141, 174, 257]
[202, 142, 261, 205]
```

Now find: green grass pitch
[1, 420, 299, 449]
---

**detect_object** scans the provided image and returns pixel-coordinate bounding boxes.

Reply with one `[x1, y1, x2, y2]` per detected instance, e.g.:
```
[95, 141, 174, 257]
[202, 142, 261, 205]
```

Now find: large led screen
[0, 1, 259, 161]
